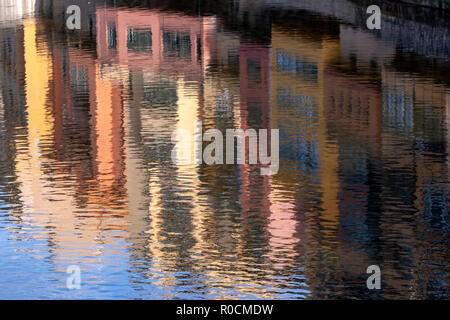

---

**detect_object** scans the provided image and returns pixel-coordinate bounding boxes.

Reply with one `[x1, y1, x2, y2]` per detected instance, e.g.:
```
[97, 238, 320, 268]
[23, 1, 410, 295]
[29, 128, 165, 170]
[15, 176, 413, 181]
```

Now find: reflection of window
[70, 64, 89, 93]
[163, 30, 191, 59]
[276, 49, 318, 83]
[108, 26, 117, 48]
[247, 59, 261, 83]
[227, 48, 239, 68]
[382, 85, 413, 134]
[127, 28, 152, 52]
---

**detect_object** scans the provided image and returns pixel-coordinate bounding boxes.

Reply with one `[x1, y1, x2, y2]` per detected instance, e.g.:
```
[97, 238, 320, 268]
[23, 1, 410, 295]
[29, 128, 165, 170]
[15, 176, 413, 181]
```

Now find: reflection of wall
[65, 47, 129, 208]
[333, 25, 383, 148]
[238, 41, 272, 243]
[16, 18, 79, 255]
[239, 42, 271, 130]
[0, 25, 26, 127]
[324, 70, 382, 144]
[378, 71, 448, 298]
[272, 26, 341, 235]
[382, 70, 448, 140]
[271, 26, 354, 295]
[18, 19, 54, 210]
[339, 25, 395, 69]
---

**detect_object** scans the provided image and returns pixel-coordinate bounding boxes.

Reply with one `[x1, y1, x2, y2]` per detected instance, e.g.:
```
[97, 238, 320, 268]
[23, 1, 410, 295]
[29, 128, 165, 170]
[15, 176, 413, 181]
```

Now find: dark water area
[0, 0, 449, 299]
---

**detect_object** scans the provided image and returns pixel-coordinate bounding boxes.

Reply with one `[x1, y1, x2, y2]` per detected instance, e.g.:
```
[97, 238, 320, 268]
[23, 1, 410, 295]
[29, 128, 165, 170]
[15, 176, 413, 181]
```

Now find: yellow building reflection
[14, 19, 131, 270]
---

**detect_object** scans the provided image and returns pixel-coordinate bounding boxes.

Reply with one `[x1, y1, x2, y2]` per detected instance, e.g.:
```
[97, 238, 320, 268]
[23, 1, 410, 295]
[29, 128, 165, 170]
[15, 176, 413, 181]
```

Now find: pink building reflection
[96, 7, 216, 76]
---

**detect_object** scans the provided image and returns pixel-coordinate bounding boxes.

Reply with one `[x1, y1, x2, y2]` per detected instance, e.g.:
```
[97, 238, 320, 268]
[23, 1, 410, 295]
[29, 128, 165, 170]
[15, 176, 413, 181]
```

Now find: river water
[0, 0, 449, 299]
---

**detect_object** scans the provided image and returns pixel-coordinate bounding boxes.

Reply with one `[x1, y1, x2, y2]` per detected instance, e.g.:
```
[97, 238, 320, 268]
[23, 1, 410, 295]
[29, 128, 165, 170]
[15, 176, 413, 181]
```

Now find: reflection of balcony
[96, 8, 213, 76]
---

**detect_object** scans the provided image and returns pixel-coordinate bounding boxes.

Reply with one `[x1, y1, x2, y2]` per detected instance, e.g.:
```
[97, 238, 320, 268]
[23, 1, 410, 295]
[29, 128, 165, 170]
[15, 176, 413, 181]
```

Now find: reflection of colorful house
[322, 68, 383, 257]
[0, 21, 27, 129]
[269, 26, 351, 294]
[15, 19, 100, 261]
[64, 46, 127, 196]
[271, 25, 341, 243]
[379, 71, 448, 296]
[96, 7, 215, 76]
[11, 18, 131, 267]
[17, 18, 55, 212]
[323, 70, 382, 145]
[93, 8, 290, 296]
[239, 42, 271, 130]
[238, 41, 272, 227]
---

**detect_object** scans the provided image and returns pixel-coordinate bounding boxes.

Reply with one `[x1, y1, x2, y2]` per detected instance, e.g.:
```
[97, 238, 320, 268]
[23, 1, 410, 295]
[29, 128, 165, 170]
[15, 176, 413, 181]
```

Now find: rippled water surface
[0, 0, 449, 299]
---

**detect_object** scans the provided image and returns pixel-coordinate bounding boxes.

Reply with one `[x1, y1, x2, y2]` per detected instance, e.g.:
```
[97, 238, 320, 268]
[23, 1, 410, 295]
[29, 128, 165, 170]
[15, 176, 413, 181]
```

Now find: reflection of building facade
[5, 17, 132, 268]
[0, 21, 27, 131]
[94, 6, 276, 297]
[381, 71, 449, 297]
[238, 41, 272, 235]
[96, 7, 215, 77]
[271, 26, 342, 278]
[337, 22, 450, 297]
